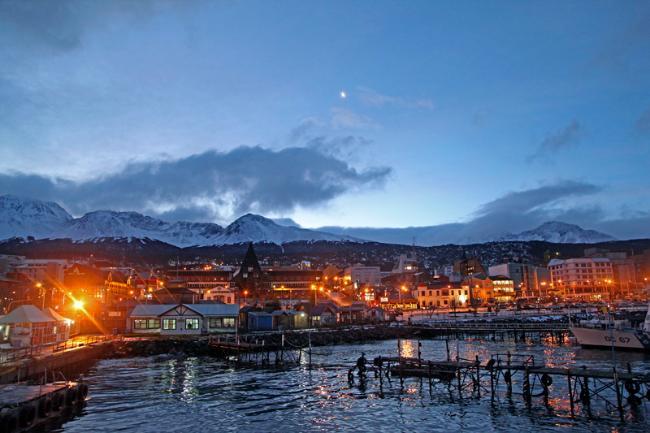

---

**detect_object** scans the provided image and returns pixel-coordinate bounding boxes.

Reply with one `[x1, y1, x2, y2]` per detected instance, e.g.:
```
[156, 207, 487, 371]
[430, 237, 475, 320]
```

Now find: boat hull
[570, 327, 650, 352]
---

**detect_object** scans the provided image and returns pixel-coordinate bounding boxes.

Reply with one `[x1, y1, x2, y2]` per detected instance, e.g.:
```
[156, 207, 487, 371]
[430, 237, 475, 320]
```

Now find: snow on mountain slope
[0, 195, 355, 246]
[62, 211, 225, 247]
[501, 221, 615, 243]
[0, 195, 618, 246]
[216, 214, 355, 244]
[0, 195, 73, 239]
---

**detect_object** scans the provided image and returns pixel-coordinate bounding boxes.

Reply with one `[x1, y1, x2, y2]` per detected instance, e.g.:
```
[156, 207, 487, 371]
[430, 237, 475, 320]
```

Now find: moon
[339, 90, 347, 99]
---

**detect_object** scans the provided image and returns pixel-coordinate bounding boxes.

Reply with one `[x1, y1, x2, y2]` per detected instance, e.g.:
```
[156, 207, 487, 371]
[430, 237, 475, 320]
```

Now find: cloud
[461, 180, 604, 240]
[475, 180, 601, 217]
[357, 87, 434, 110]
[330, 107, 378, 129]
[635, 107, 650, 133]
[527, 120, 582, 163]
[0, 146, 391, 222]
[0, 0, 175, 53]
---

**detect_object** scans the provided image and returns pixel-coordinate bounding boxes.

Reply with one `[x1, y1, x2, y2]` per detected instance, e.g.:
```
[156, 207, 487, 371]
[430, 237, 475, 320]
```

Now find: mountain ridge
[0, 195, 616, 246]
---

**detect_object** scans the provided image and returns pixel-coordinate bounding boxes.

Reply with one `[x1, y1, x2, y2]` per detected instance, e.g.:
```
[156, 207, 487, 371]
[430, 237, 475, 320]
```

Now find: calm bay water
[58, 339, 650, 432]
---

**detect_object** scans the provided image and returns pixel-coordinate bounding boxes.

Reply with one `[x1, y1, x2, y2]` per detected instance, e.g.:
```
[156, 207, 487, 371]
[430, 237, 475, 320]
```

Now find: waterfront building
[247, 311, 274, 331]
[309, 303, 338, 326]
[548, 258, 615, 300]
[585, 248, 647, 299]
[0, 305, 71, 348]
[488, 262, 550, 299]
[417, 280, 469, 309]
[488, 276, 516, 303]
[126, 303, 239, 335]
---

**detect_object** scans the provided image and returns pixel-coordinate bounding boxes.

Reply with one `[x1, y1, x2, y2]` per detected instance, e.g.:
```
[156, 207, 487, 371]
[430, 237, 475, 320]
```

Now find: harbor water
[57, 338, 650, 432]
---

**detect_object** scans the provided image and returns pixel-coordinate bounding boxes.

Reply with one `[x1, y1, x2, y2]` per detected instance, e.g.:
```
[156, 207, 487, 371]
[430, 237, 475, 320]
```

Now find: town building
[0, 305, 72, 349]
[163, 268, 233, 299]
[417, 278, 469, 309]
[488, 263, 550, 299]
[344, 264, 382, 286]
[548, 258, 615, 300]
[126, 303, 239, 335]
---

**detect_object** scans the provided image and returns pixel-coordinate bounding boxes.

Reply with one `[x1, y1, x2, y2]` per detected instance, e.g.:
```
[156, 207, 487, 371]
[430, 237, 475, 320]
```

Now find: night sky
[1, 0, 649, 238]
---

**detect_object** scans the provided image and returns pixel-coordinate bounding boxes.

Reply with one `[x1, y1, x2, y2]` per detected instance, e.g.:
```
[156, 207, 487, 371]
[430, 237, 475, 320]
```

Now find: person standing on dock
[357, 352, 368, 376]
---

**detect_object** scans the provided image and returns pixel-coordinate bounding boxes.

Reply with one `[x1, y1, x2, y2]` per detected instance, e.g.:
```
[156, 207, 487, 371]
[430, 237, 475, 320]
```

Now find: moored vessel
[570, 302, 650, 352]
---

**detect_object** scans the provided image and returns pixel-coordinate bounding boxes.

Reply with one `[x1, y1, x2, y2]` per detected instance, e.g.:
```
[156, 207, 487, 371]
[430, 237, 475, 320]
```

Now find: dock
[0, 381, 87, 432]
[349, 339, 650, 422]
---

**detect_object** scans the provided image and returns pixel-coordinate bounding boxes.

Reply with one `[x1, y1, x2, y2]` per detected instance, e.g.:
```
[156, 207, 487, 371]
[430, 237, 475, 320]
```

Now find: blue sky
[0, 0, 649, 237]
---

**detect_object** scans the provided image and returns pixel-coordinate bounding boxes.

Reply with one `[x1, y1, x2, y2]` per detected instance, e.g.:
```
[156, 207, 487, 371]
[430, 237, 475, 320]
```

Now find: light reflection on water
[58, 339, 650, 433]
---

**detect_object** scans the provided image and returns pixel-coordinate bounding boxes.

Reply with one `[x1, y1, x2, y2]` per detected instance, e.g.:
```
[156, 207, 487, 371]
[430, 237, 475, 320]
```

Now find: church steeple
[236, 242, 264, 296]
[240, 242, 261, 275]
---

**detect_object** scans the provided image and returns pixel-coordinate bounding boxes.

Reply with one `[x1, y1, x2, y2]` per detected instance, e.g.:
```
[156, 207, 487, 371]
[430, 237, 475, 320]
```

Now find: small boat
[570, 302, 650, 352]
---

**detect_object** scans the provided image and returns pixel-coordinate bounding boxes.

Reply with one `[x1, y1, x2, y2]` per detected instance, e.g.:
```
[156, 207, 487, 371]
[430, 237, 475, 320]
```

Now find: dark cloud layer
[0, 0, 169, 53]
[461, 180, 603, 240]
[527, 120, 582, 163]
[0, 146, 391, 222]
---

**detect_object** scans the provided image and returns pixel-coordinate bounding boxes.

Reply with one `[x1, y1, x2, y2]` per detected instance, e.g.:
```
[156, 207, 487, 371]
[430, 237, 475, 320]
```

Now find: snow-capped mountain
[0, 195, 73, 239]
[64, 211, 226, 246]
[501, 221, 615, 243]
[0, 195, 355, 246]
[0, 195, 619, 247]
[220, 214, 355, 245]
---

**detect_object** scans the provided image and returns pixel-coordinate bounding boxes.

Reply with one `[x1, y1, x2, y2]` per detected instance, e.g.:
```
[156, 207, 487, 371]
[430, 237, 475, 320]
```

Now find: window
[134, 319, 148, 329]
[185, 318, 200, 330]
[210, 317, 235, 328]
[147, 319, 160, 329]
[162, 319, 177, 330]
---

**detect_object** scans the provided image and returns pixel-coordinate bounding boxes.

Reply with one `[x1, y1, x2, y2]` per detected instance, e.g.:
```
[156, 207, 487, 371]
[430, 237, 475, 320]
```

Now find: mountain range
[0, 195, 616, 247]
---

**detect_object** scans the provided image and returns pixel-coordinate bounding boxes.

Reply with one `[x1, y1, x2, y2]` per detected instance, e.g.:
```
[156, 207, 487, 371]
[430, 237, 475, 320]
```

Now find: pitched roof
[189, 303, 239, 317]
[43, 307, 71, 322]
[129, 303, 239, 318]
[130, 304, 172, 317]
[0, 305, 55, 324]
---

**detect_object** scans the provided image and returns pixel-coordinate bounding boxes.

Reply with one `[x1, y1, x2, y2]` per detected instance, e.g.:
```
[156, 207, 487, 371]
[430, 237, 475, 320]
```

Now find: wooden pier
[209, 333, 311, 368]
[0, 381, 87, 432]
[349, 339, 650, 422]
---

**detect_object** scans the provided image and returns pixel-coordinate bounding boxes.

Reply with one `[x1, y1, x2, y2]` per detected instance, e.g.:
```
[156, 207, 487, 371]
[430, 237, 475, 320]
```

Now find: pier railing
[412, 322, 569, 332]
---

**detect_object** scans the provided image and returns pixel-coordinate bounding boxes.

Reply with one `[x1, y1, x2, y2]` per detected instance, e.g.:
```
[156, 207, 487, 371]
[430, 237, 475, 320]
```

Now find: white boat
[570, 303, 650, 352]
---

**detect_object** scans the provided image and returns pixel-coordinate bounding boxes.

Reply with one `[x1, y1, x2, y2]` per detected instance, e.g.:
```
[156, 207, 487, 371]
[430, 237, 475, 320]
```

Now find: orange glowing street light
[73, 299, 85, 310]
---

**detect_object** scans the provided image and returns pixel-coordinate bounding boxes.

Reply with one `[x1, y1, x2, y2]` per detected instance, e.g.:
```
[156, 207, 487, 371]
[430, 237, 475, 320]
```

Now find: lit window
[185, 318, 200, 330]
[162, 319, 176, 330]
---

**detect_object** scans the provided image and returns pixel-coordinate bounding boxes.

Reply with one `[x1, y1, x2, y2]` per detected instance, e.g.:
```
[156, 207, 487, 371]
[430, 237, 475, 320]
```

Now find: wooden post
[506, 351, 512, 397]
[475, 355, 481, 397]
[308, 331, 312, 370]
[445, 339, 450, 362]
[489, 363, 495, 401]
[583, 375, 591, 416]
[523, 366, 531, 406]
[567, 372, 574, 416]
[613, 368, 624, 422]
